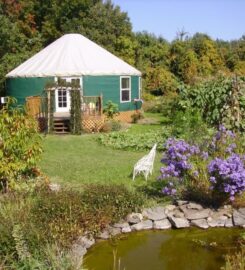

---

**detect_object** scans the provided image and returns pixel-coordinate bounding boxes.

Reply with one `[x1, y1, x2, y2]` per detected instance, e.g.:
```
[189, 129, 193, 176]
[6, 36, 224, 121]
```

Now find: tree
[145, 66, 178, 94]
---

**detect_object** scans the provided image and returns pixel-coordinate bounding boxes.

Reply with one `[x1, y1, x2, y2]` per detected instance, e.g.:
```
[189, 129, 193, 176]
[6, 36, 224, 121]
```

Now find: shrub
[159, 126, 245, 205]
[101, 120, 122, 132]
[24, 185, 144, 246]
[177, 76, 245, 131]
[142, 96, 165, 113]
[103, 101, 119, 119]
[0, 184, 145, 268]
[0, 99, 43, 192]
[131, 111, 144, 123]
[170, 108, 213, 144]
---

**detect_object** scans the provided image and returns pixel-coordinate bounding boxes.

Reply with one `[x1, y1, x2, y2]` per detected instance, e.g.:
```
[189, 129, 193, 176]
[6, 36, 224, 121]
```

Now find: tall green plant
[103, 101, 119, 120]
[177, 76, 245, 131]
[70, 82, 82, 135]
[0, 98, 42, 191]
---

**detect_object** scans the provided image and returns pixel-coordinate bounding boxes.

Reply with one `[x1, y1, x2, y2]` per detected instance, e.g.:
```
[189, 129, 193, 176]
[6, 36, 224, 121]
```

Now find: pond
[84, 228, 242, 270]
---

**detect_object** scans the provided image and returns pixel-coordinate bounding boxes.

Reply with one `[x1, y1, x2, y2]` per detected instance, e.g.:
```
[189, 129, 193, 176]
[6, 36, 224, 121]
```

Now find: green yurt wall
[6, 77, 54, 105]
[83, 75, 141, 111]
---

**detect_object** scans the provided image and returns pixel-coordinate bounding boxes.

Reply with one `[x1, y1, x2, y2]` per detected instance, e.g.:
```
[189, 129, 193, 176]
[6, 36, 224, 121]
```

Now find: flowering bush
[208, 154, 245, 201]
[159, 125, 245, 204]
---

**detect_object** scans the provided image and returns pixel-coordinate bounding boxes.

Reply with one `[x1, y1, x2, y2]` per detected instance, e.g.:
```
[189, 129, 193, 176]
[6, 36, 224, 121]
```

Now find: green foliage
[170, 109, 213, 144]
[81, 184, 145, 224]
[131, 111, 144, 123]
[12, 224, 31, 261]
[102, 119, 122, 132]
[103, 100, 119, 120]
[47, 90, 55, 133]
[1, 0, 245, 98]
[177, 76, 245, 131]
[145, 66, 178, 94]
[98, 128, 170, 151]
[31, 185, 144, 247]
[222, 246, 245, 270]
[0, 185, 145, 267]
[0, 99, 43, 191]
[142, 97, 166, 113]
[70, 85, 82, 135]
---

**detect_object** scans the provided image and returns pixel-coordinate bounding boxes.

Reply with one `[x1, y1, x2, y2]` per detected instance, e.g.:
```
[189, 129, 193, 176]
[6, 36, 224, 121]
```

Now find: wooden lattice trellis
[115, 111, 135, 123]
[82, 115, 105, 132]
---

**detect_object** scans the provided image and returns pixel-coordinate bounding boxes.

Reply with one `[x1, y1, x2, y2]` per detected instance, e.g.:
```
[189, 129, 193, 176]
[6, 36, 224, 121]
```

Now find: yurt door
[55, 88, 70, 113]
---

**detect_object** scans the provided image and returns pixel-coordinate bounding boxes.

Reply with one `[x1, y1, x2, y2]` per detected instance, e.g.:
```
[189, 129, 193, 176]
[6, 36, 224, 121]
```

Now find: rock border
[71, 201, 245, 264]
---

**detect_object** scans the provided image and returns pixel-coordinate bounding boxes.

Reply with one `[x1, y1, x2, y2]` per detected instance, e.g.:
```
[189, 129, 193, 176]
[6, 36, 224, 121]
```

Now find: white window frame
[120, 76, 131, 103]
[55, 88, 71, 113]
[139, 77, 142, 99]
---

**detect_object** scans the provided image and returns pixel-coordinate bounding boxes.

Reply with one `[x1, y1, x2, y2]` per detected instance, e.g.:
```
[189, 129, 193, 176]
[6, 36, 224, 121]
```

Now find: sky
[112, 0, 245, 41]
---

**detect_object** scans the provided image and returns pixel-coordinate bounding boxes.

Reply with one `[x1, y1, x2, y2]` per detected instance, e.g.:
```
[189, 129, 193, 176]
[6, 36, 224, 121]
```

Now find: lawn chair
[132, 143, 157, 181]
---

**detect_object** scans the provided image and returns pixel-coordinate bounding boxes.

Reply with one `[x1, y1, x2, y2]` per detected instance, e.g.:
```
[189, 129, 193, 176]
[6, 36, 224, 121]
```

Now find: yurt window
[120, 76, 131, 103]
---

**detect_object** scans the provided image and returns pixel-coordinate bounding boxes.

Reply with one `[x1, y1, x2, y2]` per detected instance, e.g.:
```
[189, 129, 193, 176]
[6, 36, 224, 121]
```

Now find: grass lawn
[40, 134, 163, 189]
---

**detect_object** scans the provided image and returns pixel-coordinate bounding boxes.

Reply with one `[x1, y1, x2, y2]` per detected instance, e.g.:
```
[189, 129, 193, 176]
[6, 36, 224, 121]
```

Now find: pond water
[84, 228, 242, 270]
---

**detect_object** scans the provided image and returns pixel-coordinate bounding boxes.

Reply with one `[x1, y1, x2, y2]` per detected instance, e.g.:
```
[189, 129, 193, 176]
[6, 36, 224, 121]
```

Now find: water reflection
[85, 228, 241, 270]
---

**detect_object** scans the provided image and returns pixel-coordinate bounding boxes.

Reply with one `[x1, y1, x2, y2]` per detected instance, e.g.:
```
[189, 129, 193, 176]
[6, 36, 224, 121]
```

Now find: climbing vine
[70, 81, 82, 134]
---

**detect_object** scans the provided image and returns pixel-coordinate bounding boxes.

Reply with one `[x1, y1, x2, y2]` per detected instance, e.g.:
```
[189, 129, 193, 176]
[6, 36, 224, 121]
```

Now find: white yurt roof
[6, 33, 141, 78]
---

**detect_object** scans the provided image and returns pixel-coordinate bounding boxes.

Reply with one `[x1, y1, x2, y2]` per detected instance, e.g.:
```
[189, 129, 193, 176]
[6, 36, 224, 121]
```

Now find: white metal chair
[132, 143, 157, 181]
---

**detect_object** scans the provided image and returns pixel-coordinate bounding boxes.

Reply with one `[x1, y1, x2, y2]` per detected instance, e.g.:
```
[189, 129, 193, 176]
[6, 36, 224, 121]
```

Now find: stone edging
[71, 200, 245, 264]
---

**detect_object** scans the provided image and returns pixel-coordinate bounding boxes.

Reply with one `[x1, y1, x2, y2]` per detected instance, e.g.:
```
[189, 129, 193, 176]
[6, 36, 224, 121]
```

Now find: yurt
[5, 34, 142, 123]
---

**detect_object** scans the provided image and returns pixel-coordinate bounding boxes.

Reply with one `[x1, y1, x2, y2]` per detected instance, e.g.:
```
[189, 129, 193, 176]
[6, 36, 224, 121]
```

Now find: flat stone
[122, 226, 132, 233]
[208, 216, 227, 227]
[169, 216, 190, 228]
[98, 230, 110, 239]
[142, 207, 166, 221]
[131, 220, 153, 231]
[225, 218, 234, 228]
[113, 222, 129, 229]
[71, 244, 87, 258]
[184, 209, 210, 220]
[191, 219, 209, 229]
[233, 209, 245, 227]
[110, 227, 121, 236]
[76, 236, 95, 249]
[186, 202, 203, 210]
[211, 208, 232, 219]
[126, 213, 143, 224]
[164, 205, 176, 211]
[176, 200, 188, 206]
[153, 219, 172, 229]
[173, 210, 185, 218]
[238, 208, 245, 216]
